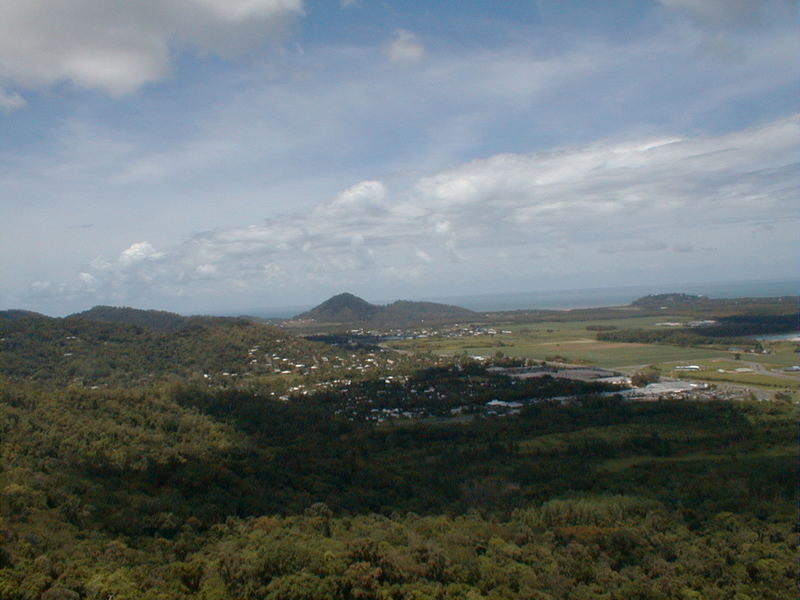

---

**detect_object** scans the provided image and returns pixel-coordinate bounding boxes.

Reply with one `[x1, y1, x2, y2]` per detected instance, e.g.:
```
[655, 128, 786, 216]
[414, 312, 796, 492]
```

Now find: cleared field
[391, 336, 729, 368]
[739, 343, 800, 368]
[652, 357, 799, 389]
[675, 370, 796, 389]
[388, 315, 799, 371]
[492, 315, 687, 337]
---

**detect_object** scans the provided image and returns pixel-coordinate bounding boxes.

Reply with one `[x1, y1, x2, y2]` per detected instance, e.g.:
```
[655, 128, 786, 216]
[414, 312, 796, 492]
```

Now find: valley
[0, 291, 797, 599]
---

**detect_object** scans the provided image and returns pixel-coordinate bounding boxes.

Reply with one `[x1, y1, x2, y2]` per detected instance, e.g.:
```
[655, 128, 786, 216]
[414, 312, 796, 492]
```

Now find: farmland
[386, 315, 731, 368]
[386, 315, 799, 391]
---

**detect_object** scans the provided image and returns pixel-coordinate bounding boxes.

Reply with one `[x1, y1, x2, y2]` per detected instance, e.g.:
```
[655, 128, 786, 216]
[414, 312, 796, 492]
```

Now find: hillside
[631, 293, 705, 308]
[381, 299, 477, 323]
[294, 292, 478, 326]
[295, 292, 380, 322]
[70, 305, 241, 333]
[0, 312, 345, 386]
[0, 309, 47, 320]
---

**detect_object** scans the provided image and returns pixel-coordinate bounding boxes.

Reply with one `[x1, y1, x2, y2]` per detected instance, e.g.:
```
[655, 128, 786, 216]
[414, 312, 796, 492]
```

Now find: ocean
[249, 278, 799, 318]
[419, 278, 800, 312]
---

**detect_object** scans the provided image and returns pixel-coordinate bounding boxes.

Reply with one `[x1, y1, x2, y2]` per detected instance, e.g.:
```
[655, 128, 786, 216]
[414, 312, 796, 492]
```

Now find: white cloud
[316, 180, 388, 219]
[78, 272, 97, 285]
[67, 115, 798, 304]
[2, 2, 796, 315]
[388, 30, 425, 64]
[0, 0, 304, 99]
[118, 241, 164, 267]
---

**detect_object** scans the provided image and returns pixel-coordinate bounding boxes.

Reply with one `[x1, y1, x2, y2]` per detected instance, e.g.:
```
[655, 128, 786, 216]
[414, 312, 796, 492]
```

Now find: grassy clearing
[649, 357, 799, 389]
[742, 342, 800, 368]
[392, 335, 730, 368]
[675, 370, 796, 388]
[388, 316, 799, 371]
[491, 315, 688, 335]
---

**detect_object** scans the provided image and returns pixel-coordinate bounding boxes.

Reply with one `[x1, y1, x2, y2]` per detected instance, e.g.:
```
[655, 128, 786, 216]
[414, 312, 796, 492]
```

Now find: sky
[1, 0, 798, 316]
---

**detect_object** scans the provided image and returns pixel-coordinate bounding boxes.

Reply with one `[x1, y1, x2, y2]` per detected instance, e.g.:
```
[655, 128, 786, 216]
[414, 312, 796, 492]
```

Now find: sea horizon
[247, 277, 799, 319]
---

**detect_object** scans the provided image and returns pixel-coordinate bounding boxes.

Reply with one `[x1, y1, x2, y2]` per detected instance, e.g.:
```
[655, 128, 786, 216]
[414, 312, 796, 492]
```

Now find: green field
[389, 315, 800, 371]
[389, 315, 731, 368]
[648, 357, 798, 389]
[740, 342, 800, 368]
[676, 370, 796, 389]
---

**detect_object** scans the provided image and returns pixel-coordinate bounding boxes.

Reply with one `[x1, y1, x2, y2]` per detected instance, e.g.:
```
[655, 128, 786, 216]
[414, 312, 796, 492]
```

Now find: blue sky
[1, 0, 798, 315]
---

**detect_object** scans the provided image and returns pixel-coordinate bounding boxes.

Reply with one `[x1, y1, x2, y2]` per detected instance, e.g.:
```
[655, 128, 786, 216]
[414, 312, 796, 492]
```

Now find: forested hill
[628, 293, 798, 315]
[0, 312, 342, 386]
[295, 292, 478, 325]
[295, 293, 380, 322]
[381, 300, 478, 324]
[70, 305, 243, 333]
[0, 309, 47, 320]
[631, 293, 705, 308]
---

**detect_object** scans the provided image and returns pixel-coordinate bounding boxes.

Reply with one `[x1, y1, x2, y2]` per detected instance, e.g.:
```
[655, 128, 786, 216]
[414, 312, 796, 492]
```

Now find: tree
[631, 366, 660, 387]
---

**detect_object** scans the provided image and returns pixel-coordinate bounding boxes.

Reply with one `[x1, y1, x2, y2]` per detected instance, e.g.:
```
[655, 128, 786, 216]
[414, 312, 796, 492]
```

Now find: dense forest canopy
[0, 379, 795, 598]
[597, 313, 799, 349]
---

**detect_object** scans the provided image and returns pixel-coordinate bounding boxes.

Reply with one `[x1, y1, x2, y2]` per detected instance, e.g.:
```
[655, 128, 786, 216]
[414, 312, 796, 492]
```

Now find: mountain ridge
[70, 305, 249, 333]
[295, 292, 478, 325]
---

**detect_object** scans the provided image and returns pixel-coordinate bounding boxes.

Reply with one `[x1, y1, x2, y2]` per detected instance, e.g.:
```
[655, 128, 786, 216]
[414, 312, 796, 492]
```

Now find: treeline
[701, 313, 799, 337]
[596, 313, 798, 348]
[69, 305, 247, 333]
[596, 328, 757, 348]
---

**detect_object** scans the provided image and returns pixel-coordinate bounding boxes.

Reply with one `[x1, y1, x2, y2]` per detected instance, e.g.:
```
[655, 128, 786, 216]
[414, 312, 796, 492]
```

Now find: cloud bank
[61, 115, 798, 307]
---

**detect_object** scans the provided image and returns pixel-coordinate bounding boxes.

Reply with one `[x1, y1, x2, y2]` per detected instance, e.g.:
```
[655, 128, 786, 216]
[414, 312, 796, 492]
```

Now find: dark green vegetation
[70, 305, 244, 333]
[630, 293, 705, 308]
[595, 329, 758, 350]
[1, 383, 795, 598]
[293, 293, 478, 327]
[0, 299, 796, 599]
[597, 313, 798, 349]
